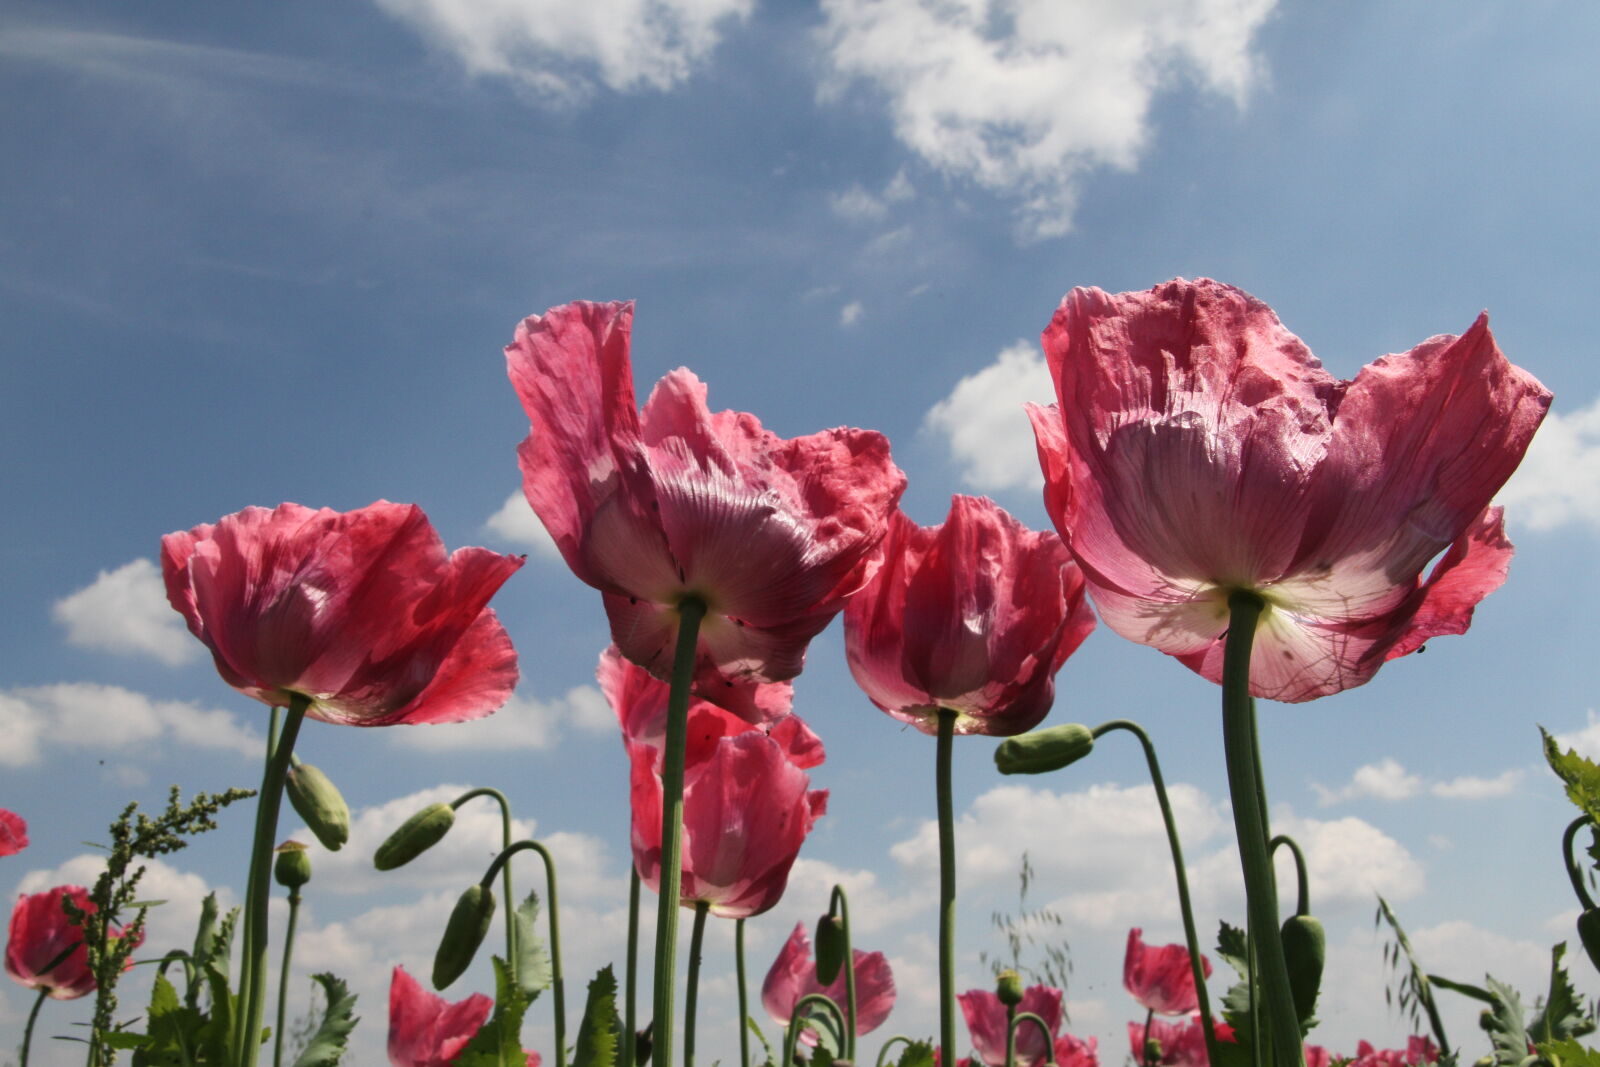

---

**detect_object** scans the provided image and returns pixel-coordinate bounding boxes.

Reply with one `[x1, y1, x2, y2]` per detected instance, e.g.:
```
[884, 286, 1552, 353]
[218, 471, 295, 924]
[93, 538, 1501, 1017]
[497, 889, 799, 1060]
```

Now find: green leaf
[290, 973, 361, 1067]
[514, 891, 554, 1000]
[1531, 943, 1597, 1043]
[573, 965, 622, 1067]
[1215, 921, 1250, 980]
[1537, 1037, 1600, 1066]
[1482, 976, 1533, 1067]
[746, 1016, 775, 1067]
[894, 1040, 936, 1067]
[1545, 728, 1600, 826]
[454, 956, 534, 1067]
[1428, 974, 1496, 1004]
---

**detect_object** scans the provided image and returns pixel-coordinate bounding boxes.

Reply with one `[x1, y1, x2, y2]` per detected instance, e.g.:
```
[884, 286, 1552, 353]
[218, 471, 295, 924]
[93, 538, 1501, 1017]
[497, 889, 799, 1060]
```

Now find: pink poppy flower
[761, 920, 897, 1044]
[1054, 1033, 1100, 1067]
[844, 497, 1095, 737]
[1029, 278, 1551, 702]
[506, 301, 905, 719]
[162, 501, 522, 726]
[1128, 1015, 1214, 1067]
[387, 964, 493, 1066]
[1347, 1037, 1439, 1067]
[0, 810, 25, 856]
[1304, 1046, 1332, 1067]
[1123, 928, 1211, 1016]
[628, 700, 827, 918]
[959, 984, 1063, 1067]
[5, 886, 141, 1000]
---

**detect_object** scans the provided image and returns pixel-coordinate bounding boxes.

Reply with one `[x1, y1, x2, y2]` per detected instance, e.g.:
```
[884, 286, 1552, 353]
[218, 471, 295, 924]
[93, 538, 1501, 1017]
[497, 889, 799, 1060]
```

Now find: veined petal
[761, 921, 896, 1042]
[1383, 506, 1513, 660]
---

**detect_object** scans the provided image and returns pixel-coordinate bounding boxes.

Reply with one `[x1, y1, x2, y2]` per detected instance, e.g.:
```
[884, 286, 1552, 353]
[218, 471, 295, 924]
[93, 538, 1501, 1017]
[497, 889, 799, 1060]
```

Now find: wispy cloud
[52, 558, 198, 666]
[817, 0, 1277, 239]
[923, 341, 1051, 492]
[829, 169, 916, 223]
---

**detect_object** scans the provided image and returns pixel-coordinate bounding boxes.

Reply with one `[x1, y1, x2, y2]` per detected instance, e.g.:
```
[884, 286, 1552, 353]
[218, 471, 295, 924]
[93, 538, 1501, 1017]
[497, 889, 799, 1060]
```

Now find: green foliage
[1543, 728, 1600, 830]
[746, 1016, 776, 1067]
[572, 965, 622, 1067]
[1480, 976, 1533, 1067]
[1209, 923, 1257, 1067]
[1530, 944, 1595, 1045]
[1375, 896, 1449, 1056]
[107, 898, 245, 1064]
[1536, 1038, 1600, 1066]
[893, 1040, 936, 1067]
[456, 956, 537, 1067]
[514, 891, 554, 999]
[1427, 941, 1596, 1067]
[289, 974, 360, 1067]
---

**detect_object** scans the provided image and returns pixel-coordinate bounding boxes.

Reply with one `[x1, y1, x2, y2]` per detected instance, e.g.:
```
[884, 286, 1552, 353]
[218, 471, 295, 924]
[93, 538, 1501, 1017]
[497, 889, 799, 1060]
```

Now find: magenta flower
[1054, 1033, 1100, 1067]
[1128, 1015, 1216, 1067]
[507, 301, 905, 718]
[1123, 927, 1211, 1016]
[1347, 1037, 1440, 1067]
[844, 496, 1094, 736]
[388, 964, 492, 1066]
[1029, 278, 1551, 702]
[162, 501, 522, 726]
[0, 810, 25, 857]
[6, 886, 140, 1000]
[761, 921, 897, 1044]
[959, 984, 1063, 1067]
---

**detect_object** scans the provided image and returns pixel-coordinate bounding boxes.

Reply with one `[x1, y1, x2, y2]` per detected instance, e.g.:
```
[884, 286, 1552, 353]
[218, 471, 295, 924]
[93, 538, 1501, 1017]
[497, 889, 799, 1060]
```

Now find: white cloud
[1497, 393, 1600, 532]
[829, 169, 916, 222]
[840, 300, 865, 326]
[817, 0, 1277, 238]
[0, 682, 262, 767]
[369, 0, 753, 103]
[1554, 709, 1600, 761]
[52, 558, 199, 666]
[388, 684, 612, 752]
[1312, 758, 1424, 806]
[484, 489, 562, 559]
[1430, 768, 1524, 799]
[1271, 812, 1425, 909]
[923, 340, 1052, 491]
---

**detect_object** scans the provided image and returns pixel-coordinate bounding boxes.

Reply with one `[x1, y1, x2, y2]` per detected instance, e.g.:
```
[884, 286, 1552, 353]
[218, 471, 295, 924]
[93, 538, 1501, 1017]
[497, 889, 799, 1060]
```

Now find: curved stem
[1009, 1012, 1057, 1067]
[684, 902, 710, 1067]
[480, 839, 569, 1067]
[736, 919, 750, 1067]
[1220, 591, 1302, 1067]
[875, 1036, 915, 1067]
[1092, 720, 1219, 1063]
[21, 986, 48, 1067]
[1270, 835, 1310, 916]
[783, 994, 846, 1067]
[829, 885, 858, 1058]
[273, 888, 301, 1067]
[238, 695, 309, 1067]
[625, 867, 640, 1067]
[936, 708, 959, 1067]
[453, 787, 518, 978]
[1564, 816, 1597, 910]
[653, 597, 708, 1067]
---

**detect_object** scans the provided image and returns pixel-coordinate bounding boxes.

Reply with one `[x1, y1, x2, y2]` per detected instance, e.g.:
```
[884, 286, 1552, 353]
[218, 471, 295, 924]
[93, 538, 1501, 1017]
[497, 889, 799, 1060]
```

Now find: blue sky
[4, 1, 1600, 1063]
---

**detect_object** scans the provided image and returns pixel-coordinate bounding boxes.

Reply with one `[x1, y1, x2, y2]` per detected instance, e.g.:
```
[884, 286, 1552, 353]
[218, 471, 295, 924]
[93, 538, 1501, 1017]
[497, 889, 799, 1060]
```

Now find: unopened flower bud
[433, 884, 495, 990]
[273, 841, 312, 889]
[994, 723, 1094, 775]
[286, 763, 350, 851]
[1577, 908, 1600, 973]
[636, 1021, 654, 1067]
[375, 802, 456, 870]
[815, 913, 848, 985]
[1279, 914, 1325, 1022]
[995, 969, 1024, 1007]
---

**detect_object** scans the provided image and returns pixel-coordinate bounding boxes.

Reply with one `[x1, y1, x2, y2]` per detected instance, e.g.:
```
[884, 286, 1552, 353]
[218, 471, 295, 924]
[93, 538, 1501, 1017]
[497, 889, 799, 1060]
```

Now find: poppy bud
[995, 969, 1024, 1007]
[1577, 908, 1600, 973]
[636, 1021, 654, 1067]
[374, 802, 456, 870]
[273, 841, 312, 889]
[286, 763, 350, 852]
[994, 724, 1094, 775]
[1279, 914, 1325, 1022]
[815, 913, 848, 985]
[433, 884, 495, 990]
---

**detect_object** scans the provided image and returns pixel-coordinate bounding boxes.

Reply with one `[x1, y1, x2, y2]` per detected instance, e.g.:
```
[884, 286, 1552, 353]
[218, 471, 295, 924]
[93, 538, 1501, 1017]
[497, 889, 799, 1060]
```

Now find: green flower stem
[21, 986, 48, 1067]
[1010, 1012, 1056, 1066]
[1563, 816, 1596, 909]
[452, 787, 518, 977]
[684, 902, 711, 1067]
[1004, 1003, 1016, 1067]
[273, 886, 302, 1067]
[1220, 591, 1303, 1067]
[653, 595, 708, 1067]
[1091, 720, 1219, 1063]
[626, 867, 641, 1067]
[829, 884, 858, 1059]
[736, 919, 750, 1067]
[237, 694, 309, 1067]
[874, 1036, 915, 1067]
[783, 994, 846, 1067]
[1140, 1008, 1155, 1067]
[232, 705, 278, 1062]
[936, 708, 959, 1067]
[1270, 835, 1310, 916]
[480, 839, 569, 1067]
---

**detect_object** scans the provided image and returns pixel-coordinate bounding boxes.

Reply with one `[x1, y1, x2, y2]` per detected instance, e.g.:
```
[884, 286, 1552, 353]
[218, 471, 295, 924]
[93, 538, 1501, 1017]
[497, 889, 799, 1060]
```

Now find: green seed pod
[273, 841, 312, 889]
[815, 913, 848, 985]
[995, 969, 1024, 1007]
[286, 763, 350, 852]
[994, 724, 1095, 776]
[374, 802, 456, 871]
[433, 884, 495, 990]
[1279, 913, 1326, 1022]
[1577, 908, 1600, 973]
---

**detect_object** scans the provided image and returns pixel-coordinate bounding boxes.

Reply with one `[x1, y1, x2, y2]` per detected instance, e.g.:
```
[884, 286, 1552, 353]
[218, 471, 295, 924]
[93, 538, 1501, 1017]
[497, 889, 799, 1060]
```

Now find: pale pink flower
[1054, 1032, 1100, 1067]
[959, 984, 1063, 1067]
[1123, 927, 1211, 1016]
[1347, 1036, 1440, 1067]
[387, 964, 492, 1066]
[761, 921, 896, 1044]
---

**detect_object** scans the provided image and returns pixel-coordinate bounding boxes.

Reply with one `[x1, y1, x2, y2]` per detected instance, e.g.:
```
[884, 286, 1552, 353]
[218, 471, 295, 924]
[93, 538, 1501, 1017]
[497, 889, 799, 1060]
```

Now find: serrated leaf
[573, 965, 621, 1067]
[746, 1016, 775, 1067]
[1428, 974, 1495, 1004]
[290, 973, 360, 1067]
[1216, 921, 1250, 980]
[455, 956, 535, 1067]
[1531, 943, 1597, 1043]
[812, 1045, 835, 1067]
[1483, 976, 1533, 1067]
[1545, 728, 1600, 826]
[895, 1040, 936, 1067]
[514, 891, 554, 999]
[1537, 1037, 1600, 1066]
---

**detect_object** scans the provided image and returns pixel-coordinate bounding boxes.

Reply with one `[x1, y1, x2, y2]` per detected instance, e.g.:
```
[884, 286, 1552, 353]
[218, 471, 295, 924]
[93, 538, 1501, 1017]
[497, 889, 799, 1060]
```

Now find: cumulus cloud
[1430, 768, 1524, 799]
[1271, 812, 1425, 909]
[52, 558, 198, 666]
[1315, 758, 1527, 804]
[1553, 709, 1600, 761]
[0, 682, 261, 767]
[483, 489, 562, 559]
[924, 341, 1052, 492]
[388, 684, 612, 752]
[1497, 393, 1600, 532]
[369, 0, 753, 103]
[817, 0, 1277, 239]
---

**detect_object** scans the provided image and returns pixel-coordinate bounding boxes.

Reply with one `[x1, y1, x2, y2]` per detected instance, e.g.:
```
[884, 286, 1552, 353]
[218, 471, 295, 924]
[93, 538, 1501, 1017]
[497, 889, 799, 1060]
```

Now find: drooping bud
[286, 763, 350, 852]
[374, 802, 456, 870]
[815, 912, 848, 985]
[433, 884, 495, 990]
[1279, 914, 1326, 1023]
[994, 723, 1095, 775]
[273, 841, 312, 889]
[1578, 908, 1600, 974]
[995, 969, 1024, 1007]
[636, 1021, 654, 1067]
